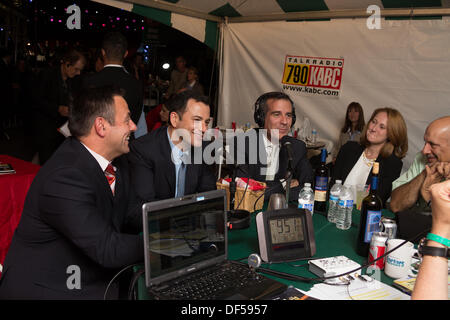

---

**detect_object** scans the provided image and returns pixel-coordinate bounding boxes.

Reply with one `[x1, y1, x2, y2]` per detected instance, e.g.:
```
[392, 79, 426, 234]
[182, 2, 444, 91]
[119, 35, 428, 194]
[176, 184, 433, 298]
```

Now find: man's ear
[101, 49, 107, 59]
[169, 111, 179, 128]
[94, 117, 107, 137]
[123, 50, 128, 60]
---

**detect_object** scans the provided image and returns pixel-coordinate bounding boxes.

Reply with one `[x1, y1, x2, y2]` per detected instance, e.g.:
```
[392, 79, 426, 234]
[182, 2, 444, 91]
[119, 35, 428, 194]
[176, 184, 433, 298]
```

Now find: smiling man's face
[104, 96, 136, 159]
[422, 119, 450, 164]
[170, 98, 210, 149]
[263, 98, 293, 141]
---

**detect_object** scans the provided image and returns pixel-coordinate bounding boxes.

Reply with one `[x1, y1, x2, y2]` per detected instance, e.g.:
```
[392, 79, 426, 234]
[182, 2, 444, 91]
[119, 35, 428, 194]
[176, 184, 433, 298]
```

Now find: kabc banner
[281, 55, 344, 98]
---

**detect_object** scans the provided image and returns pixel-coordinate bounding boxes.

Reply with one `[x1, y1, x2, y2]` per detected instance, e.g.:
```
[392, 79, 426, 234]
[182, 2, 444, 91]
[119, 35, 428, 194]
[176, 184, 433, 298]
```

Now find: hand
[58, 105, 69, 117]
[177, 88, 187, 93]
[290, 179, 299, 188]
[429, 180, 450, 239]
[420, 163, 442, 202]
[435, 162, 450, 180]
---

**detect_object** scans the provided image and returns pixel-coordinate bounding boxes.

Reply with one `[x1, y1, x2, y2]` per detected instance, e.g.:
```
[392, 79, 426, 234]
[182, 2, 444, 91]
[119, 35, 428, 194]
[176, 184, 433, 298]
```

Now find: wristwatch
[418, 238, 450, 259]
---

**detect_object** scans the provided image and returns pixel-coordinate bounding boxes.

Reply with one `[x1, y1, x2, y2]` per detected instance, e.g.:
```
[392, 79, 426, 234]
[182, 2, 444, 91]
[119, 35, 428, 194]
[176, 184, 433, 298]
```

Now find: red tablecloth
[0, 155, 40, 266]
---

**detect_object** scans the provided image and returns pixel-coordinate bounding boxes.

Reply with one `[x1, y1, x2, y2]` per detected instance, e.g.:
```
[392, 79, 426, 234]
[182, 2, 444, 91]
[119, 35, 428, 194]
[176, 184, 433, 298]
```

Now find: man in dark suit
[31, 48, 86, 164]
[128, 91, 216, 203]
[0, 86, 143, 299]
[83, 32, 145, 137]
[234, 92, 314, 202]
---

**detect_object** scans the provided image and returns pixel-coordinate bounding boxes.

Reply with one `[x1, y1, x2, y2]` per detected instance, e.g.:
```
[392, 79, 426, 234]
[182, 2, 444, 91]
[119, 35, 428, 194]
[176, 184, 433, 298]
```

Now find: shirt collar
[103, 64, 129, 74]
[262, 131, 279, 151]
[167, 128, 189, 164]
[80, 142, 113, 172]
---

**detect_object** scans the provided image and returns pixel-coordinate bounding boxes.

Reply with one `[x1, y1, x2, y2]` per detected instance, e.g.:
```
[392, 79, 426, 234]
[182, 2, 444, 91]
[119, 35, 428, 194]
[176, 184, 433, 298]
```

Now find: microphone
[214, 135, 251, 230]
[283, 141, 294, 168]
[283, 141, 294, 205]
[247, 253, 262, 279]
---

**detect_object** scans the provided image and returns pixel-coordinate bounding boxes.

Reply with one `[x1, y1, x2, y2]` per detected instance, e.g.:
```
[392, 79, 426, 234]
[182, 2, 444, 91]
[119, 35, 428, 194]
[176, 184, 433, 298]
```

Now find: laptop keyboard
[151, 261, 270, 300]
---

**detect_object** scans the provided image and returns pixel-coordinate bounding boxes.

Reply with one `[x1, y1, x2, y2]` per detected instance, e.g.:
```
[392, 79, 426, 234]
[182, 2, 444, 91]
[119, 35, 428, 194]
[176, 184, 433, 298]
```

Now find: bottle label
[298, 201, 314, 212]
[320, 149, 326, 162]
[329, 195, 338, 202]
[371, 177, 378, 191]
[314, 190, 327, 201]
[315, 176, 328, 191]
[338, 199, 354, 208]
[364, 210, 382, 243]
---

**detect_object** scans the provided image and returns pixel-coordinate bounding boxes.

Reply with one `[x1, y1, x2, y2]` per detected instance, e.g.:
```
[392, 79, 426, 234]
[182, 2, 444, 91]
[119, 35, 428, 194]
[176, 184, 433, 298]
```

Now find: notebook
[142, 189, 287, 300]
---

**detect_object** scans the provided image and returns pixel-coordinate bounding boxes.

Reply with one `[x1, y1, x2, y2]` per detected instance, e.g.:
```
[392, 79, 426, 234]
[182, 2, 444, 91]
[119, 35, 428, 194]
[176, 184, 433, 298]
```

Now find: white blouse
[343, 151, 374, 188]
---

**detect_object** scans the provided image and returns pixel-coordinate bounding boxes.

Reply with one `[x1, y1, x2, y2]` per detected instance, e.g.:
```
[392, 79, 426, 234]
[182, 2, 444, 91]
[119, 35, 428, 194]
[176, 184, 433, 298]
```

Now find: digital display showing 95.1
[269, 217, 304, 244]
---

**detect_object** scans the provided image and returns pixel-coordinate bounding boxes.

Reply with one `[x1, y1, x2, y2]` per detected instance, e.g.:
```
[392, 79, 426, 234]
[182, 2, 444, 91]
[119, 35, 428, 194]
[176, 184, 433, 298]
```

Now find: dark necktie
[105, 163, 116, 195]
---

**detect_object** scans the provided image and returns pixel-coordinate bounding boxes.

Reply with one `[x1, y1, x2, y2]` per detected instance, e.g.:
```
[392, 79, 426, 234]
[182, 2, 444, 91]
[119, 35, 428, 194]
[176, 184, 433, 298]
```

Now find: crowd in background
[0, 39, 205, 165]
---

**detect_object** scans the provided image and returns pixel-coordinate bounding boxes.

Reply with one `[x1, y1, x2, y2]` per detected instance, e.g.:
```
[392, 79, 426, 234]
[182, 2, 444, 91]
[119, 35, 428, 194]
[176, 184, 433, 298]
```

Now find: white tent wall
[218, 18, 450, 171]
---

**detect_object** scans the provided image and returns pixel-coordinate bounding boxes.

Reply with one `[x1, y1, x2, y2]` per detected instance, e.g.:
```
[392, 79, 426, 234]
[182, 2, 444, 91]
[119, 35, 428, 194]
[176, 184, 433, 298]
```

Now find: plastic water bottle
[298, 183, 314, 215]
[327, 180, 343, 223]
[311, 128, 317, 144]
[336, 186, 354, 230]
[301, 117, 311, 141]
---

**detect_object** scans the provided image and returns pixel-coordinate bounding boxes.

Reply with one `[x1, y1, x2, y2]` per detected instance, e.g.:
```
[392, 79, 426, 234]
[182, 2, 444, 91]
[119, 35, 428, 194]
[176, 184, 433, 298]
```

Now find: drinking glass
[354, 184, 370, 211]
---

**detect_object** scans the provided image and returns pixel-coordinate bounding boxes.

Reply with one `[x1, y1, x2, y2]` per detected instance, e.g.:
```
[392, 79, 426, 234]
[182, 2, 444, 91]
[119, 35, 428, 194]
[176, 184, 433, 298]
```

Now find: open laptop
[142, 189, 287, 300]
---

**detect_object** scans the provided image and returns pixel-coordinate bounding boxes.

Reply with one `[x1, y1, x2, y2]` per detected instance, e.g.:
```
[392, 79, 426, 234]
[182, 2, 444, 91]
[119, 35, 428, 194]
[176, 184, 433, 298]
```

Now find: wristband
[426, 233, 450, 247]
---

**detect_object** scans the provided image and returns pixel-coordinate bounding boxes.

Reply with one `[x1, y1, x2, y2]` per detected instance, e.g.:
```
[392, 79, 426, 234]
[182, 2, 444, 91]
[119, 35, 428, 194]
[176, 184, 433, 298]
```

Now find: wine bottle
[314, 148, 329, 213]
[356, 162, 382, 257]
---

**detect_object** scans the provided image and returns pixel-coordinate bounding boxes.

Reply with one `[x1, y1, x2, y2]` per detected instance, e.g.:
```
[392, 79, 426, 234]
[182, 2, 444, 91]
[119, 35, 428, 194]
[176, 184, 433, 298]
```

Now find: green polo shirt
[392, 152, 426, 190]
[392, 152, 430, 211]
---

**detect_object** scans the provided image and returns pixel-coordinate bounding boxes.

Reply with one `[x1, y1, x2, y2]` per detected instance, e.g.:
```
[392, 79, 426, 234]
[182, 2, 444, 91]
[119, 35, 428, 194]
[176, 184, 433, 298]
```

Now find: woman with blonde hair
[331, 107, 408, 206]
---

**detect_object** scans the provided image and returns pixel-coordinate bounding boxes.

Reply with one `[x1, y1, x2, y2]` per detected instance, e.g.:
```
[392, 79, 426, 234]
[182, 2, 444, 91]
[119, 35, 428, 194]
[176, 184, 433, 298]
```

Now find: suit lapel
[184, 147, 200, 195]
[111, 160, 124, 230]
[162, 129, 176, 195]
[184, 163, 195, 195]
[74, 138, 114, 202]
[277, 143, 288, 180]
[98, 163, 114, 203]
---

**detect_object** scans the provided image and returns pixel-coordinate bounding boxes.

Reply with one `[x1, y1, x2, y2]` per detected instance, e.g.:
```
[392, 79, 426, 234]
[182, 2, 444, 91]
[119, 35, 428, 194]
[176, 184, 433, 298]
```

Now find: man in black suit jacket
[0, 86, 143, 299]
[83, 32, 144, 131]
[235, 92, 313, 202]
[31, 48, 86, 164]
[128, 91, 216, 203]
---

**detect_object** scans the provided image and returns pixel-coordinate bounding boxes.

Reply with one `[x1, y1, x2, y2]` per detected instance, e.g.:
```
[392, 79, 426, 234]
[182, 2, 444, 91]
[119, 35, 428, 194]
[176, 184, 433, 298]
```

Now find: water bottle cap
[304, 183, 311, 187]
[336, 180, 342, 184]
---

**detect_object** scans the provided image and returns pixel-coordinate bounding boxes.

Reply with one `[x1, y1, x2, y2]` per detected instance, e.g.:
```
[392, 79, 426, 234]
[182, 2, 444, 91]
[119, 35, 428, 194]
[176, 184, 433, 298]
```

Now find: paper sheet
[306, 277, 410, 300]
[394, 274, 450, 299]
[58, 121, 71, 137]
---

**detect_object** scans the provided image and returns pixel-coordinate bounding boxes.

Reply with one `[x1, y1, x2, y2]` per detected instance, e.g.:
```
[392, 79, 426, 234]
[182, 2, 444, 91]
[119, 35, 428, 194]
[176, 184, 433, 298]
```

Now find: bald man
[390, 116, 450, 213]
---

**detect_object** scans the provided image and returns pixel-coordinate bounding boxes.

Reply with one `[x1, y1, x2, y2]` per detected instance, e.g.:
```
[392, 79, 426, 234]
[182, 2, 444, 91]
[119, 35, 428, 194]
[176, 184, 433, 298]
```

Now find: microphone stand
[283, 140, 294, 207]
[229, 163, 238, 210]
[219, 140, 251, 231]
[219, 140, 239, 211]
[285, 164, 293, 206]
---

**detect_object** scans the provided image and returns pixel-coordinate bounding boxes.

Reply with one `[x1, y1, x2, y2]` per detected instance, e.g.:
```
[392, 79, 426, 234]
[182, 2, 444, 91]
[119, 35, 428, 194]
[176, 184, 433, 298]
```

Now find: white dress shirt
[81, 142, 116, 192]
[262, 133, 280, 181]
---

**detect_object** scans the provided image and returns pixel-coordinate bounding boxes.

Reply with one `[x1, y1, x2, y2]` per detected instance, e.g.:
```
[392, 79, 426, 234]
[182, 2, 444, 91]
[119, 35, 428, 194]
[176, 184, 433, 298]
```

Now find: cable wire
[244, 227, 430, 285]
[103, 263, 141, 300]
[128, 268, 146, 300]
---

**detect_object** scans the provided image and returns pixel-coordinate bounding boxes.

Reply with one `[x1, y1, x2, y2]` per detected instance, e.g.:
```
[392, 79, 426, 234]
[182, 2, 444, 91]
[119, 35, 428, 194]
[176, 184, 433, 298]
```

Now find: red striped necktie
[105, 163, 116, 195]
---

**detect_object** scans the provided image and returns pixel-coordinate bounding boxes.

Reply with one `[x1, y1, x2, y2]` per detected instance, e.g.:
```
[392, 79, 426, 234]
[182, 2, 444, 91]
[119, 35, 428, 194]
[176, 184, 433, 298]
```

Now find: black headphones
[227, 210, 251, 230]
[253, 92, 296, 128]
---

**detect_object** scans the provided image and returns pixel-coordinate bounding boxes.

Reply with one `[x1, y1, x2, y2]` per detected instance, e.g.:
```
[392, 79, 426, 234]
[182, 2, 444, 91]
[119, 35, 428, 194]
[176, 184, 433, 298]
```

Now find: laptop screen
[142, 190, 227, 287]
